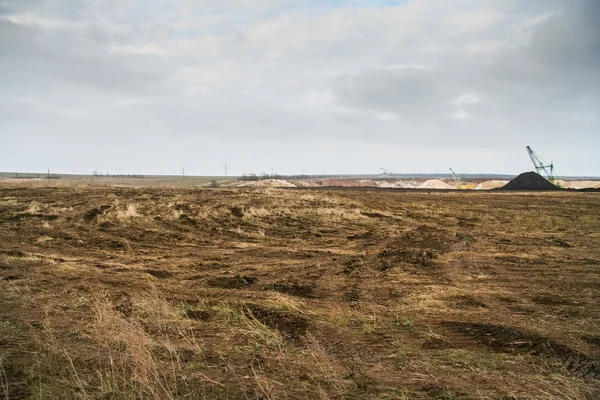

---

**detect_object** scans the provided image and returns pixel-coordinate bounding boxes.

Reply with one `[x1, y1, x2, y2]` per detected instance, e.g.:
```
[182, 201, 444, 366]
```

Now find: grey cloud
[491, 0, 600, 92]
[1, 0, 599, 175]
[0, 18, 173, 99]
[331, 0, 599, 125]
[332, 67, 450, 114]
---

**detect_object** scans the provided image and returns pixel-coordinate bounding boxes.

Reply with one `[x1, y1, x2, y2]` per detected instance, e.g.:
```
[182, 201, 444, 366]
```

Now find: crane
[449, 168, 465, 187]
[526, 146, 558, 184]
[380, 167, 416, 187]
[449, 168, 474, 189]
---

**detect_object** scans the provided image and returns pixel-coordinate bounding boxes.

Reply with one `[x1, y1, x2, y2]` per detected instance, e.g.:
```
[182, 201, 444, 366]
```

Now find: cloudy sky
[1, 0, 599, 176]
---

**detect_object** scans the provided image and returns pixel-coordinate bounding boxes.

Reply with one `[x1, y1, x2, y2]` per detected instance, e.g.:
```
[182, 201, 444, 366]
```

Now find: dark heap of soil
[500, 171, 559, 191]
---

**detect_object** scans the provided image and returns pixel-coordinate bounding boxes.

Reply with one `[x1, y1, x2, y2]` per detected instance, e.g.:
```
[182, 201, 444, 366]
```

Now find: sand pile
[418, 179, 452, 189]
[320, 179, 378, 187]
[238, 179, 296, 188]
[292, 180, 317, 187]
[475, 180, 510, 190]
[555, 180, 600, 189]
[375, 181, 402, 188]
[500, 172, 559, 190]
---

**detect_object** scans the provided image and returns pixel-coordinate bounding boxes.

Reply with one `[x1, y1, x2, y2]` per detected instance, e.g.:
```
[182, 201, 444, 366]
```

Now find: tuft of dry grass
[116, 203, 140, 220]
[0, 356, 9, 400]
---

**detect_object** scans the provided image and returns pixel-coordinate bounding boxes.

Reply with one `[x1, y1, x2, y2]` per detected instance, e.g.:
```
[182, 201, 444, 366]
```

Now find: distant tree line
[238, 173, 341, 181]
[13, 174, 60, 180]
[92, 171, 145, 179]
[13, 174, 40, 179]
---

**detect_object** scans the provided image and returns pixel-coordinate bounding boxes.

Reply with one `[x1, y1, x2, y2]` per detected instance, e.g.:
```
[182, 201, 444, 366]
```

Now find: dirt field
[1, 186, 599, 399]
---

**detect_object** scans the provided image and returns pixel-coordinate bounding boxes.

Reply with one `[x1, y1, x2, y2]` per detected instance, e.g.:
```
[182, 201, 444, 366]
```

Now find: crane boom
[526, 146, 557, 183]
[380, 167, 416, 187]
[449, 168, 465, 187]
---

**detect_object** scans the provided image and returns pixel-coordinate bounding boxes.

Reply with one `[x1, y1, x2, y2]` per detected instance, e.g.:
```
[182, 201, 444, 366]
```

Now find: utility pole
[47, 169, 50, 181]
[224, 163, 228, 177]
[182, 167, 185, 179]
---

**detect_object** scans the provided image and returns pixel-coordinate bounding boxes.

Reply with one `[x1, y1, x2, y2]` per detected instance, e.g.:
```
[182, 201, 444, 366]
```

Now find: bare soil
[1, 186, 599, 399]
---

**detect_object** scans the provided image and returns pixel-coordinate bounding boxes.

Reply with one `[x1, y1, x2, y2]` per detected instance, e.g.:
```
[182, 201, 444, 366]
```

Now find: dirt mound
[500, 172, 559, 191]
[452, 295, 488, 309]
[264, 281, 318, 298]
[475, 180, 509, 190]
[443, 322, 600, 379]
[556, 180, 600, 189]
[375, 180, 416, 188]
[376, 226, 460, 272]
[375, 181, 400, 188]
[292, 180, 318, 187]
[234, 179, 296, 188]
[418, 179, 452, 190]
[83, 205, 111, 222]
[249, 179, 296, 188]
[244, 304, 308, 340]
[320, 179, 378, 187]
[143, 269, 173, 279]
[207, 275, 257, 289]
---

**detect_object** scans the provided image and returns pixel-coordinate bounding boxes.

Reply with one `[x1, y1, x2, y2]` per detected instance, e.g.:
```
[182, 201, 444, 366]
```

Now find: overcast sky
[1, 0, 599, 176]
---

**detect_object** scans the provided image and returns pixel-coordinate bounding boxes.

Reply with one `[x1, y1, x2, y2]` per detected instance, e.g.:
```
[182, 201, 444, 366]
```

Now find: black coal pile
[500, 172, 560, 191]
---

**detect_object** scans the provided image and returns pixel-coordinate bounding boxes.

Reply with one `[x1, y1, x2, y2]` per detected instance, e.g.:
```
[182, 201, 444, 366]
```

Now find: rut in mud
[443, 322, 600, 379]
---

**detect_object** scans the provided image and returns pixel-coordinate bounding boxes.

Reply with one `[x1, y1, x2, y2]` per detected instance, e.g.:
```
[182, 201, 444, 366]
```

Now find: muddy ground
[1, 187, 599, 399]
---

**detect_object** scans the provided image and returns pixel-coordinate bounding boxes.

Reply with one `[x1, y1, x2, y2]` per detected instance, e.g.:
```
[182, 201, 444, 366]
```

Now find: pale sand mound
[319, 179, 378, 187]
[375, 180, 418, 188]
[556, 180, 600, 189]
[375, 181, 402, 188]
[0, 178, 45, 182]
[255, 179, 297, 188]
[238, 179, 296, 188]
[475, 180, 510, 190]
[292, 180, 318, 187]
[418, 179, 452, 189]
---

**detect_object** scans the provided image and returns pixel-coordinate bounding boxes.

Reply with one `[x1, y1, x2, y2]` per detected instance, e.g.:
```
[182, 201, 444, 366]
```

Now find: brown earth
[1, 186, 600, 399]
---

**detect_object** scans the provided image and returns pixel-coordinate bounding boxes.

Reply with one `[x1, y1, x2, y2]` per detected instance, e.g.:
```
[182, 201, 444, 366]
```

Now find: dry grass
[116, 203, 140, 220]
[0, 187, 599, 399]
[0, 356, 9, 400]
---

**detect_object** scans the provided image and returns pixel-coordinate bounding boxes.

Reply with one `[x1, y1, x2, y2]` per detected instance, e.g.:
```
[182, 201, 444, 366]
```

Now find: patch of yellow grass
[26, 202, 41, 214]
[117, 204, 140, 219]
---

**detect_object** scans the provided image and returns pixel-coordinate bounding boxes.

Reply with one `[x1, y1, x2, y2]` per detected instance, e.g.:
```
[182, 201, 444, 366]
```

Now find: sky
[1, 0, 599, 177]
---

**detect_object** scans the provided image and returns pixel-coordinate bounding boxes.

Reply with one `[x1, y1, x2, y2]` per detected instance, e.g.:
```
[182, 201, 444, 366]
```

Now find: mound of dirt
[475, 180, 510, 190]
[375, 181, 400, 188]
[418, 179, 452, 190]
[262, 179, 296, 187]
[264, 281, 318, 298]
[556, 180, 600, 189]
[207, 275, 257, 289]
[500, 172, 559, 191]
[237, 179, 297, 188]
[320, 179, 378, 187]
[292, 180, 318, 187]
[244, 304, 308, 341]
[443, 321, 600, 379]
[375, 180, 416, 188]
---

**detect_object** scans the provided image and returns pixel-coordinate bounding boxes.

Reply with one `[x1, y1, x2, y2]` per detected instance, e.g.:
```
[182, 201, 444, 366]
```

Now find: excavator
[526, 146, 560, 186]
[449, 168, 475, 189]
[380, 167, 417, 187]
